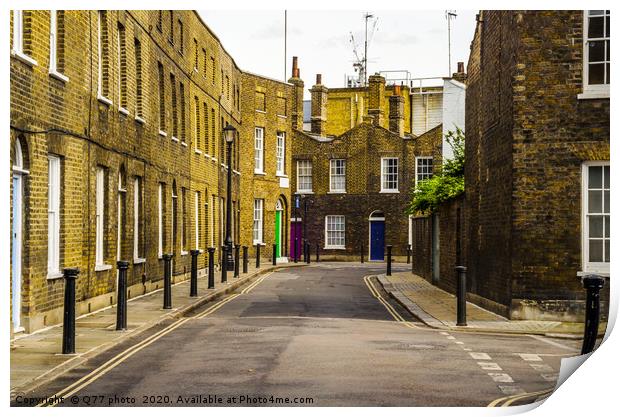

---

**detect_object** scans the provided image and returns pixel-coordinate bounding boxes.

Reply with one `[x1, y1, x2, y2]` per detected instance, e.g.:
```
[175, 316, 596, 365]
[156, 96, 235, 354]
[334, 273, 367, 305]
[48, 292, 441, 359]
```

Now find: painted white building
[441, 77, 466, 161]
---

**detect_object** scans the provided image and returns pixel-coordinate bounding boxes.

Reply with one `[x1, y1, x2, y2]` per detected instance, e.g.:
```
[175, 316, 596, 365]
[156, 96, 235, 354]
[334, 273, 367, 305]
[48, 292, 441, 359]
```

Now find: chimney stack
[389, 85, 405, 137]
[367, 73, 386, 127]
[452, 61, 467, 83]
[310, 73, 328, 135]
[287, 56, 304, 131]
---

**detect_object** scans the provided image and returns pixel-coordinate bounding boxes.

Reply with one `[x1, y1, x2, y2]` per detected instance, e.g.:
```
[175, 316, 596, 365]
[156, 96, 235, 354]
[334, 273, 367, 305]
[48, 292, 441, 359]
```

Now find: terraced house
[9, 10, 292, 334]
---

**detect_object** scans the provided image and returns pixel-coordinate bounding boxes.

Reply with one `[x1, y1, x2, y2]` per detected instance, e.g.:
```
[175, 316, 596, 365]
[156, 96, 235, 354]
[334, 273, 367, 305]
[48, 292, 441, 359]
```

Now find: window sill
[135, 116, 146, 125]
[233, 170, 241, 176]
[95, 264, 113, 272]
[119, 107, 130, 116]
[577, 91, 610, 100]
[253, 242, 266, 246]
[254, 171, 266, 176]
[11, 50, 38, 67]
[47, 271, 64, 280]
[180, 250, 189, 256]
[204, 153, 211, 158]
[324, 246, 346, 250]
[210, 157, 217, 162]
[277, 114, 287, 119]
[133, 257, 146, 265]
[97, 94, 113, 106]
[49, 70, 69, 83]
[181, 142, 188, 147]
[380, 190, 400, 194]
[194, 149, 203, 155]
[327, 191, 346, 194]
[577, 271, 610, 278]
[255, 110, 267, 114]
[276, 173, 287, 178]
[171, 136, 180, 143]
[159, 130, 167, 137]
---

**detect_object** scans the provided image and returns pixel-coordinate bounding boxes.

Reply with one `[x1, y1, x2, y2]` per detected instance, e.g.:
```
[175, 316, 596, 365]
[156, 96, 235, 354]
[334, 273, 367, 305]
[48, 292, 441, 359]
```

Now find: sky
[198, 10, 478, 98]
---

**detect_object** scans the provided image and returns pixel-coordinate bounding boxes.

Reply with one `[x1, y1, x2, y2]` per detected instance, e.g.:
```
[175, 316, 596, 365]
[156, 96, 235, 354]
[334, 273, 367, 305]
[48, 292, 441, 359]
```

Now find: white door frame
[12, 173, 24, 331]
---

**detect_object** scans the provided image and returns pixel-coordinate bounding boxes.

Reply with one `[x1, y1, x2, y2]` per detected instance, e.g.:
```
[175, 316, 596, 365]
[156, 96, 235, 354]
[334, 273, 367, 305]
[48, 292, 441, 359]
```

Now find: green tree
[407, 128, 465, 215]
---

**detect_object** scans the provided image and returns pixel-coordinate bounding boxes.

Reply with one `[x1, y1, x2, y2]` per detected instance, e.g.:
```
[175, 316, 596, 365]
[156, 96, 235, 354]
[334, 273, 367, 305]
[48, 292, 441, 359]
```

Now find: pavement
[13, 263, 581, 407]
[377, 271, 606, 337]
[10, 260, 303, 396]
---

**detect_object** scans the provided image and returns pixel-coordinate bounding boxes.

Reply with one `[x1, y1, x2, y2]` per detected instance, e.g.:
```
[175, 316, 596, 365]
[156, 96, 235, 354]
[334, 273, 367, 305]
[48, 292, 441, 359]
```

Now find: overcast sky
[198, 10, 478, 98]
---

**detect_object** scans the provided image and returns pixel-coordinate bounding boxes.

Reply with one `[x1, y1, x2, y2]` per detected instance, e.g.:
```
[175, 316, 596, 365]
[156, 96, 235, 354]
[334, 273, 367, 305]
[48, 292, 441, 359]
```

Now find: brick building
[290, 72, 443, 261]
[9, 10, 291, 334]
[463, 11, 610, 320]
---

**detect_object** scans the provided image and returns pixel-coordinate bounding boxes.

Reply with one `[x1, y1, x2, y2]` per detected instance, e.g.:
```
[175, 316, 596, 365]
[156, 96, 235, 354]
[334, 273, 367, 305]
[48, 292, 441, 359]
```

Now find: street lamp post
[223, 124, 236, 271]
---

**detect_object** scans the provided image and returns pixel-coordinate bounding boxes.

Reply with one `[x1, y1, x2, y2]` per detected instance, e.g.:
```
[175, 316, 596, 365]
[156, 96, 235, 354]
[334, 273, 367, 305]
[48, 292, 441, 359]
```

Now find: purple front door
[290, 222, 302, 260]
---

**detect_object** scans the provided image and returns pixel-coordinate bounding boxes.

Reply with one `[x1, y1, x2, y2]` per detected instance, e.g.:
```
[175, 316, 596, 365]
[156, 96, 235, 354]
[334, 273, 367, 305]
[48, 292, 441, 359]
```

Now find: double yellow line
[487, 388, 553, 407]
[363, 276, 417, 329]
[38, 272, 272, 407]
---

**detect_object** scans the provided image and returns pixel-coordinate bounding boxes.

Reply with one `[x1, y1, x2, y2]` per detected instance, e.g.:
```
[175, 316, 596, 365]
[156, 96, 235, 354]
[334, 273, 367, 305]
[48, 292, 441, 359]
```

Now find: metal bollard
[294, 238, 298, 263]
[581, 274, 605, 354]
[62, 268, 79, 354]
[163, 254, 173, 309]
[190, 250, 199, 297]
[306, 242, 310, 264]
[386, 245, 393, 276]
[406, 244, 411, 264]
[116, 261, 129, 330]
[316, 243, 320, 262]
[242, 246, 248, 274]
[255, 244, 261, 268]
[207, 247, 215, 289]
[234, 245, 240, 278]
[221, 246, 228, 283]
[455, 266, 467, 326]
[272, 243, 277, 265]
[361, 243, 365, 263]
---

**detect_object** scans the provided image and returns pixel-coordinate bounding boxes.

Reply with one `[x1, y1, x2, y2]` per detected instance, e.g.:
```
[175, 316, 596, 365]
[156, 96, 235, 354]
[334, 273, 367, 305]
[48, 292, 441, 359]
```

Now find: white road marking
[529, 363, 554, 373]
[488, 373, 514, 383]
[540, 373, 559, 382]
[470, 352, 492, 360]
[517, 353, 542, 361]
[446, 336, 456, 340]
[455, 341, 464, 345]
[440, 332, 449, 336]
[498, 385, 526, 396]
[463, 348, 472, 351]
[478, 362, 502, 371]
[529, 334, 580, 352]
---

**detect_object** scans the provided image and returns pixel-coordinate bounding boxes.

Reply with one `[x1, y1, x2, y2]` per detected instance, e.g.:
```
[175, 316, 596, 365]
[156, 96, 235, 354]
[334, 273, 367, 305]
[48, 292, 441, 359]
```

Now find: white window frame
[49, 10, 68, 82]
[171, 187, 178, 253]
[95, 167, 108, 269]
[11, 10, 38, 66]
[158, 183, 163, 258]
[47, 155, 61, 278]
[580, 10, 610, 99]
[133, 177, 144, 263]
[276, 132, 286, 176]
[329, 159, 346, 193]
[415, 157, 433, 187]
[195, 191, 200, 250]
[325, 215, 346, 249]
[253, 199, 264, 244]
[254, 127, 265, 174]
[381, 157, 399, 193]
[581, 161, 610, 274]
[117, 22, 128, 114]
[296, 160, 313, 193]
[97, 11, 112, 105]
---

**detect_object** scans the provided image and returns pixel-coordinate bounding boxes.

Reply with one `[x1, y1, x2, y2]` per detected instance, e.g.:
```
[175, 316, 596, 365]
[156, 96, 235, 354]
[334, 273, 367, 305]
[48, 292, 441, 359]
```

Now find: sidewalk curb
[11, 264, 306, 396]
[374, 274, 586, 338]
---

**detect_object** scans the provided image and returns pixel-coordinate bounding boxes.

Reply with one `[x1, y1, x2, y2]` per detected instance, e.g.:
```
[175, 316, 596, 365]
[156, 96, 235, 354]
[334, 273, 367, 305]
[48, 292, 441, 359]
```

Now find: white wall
[441, 79, 466, 161]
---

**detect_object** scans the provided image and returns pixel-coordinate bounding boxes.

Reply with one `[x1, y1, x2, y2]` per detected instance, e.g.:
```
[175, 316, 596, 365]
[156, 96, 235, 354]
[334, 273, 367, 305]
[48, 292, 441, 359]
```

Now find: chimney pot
[457, 62, 464, 73]
[316, 74, 322, 85]
[394, 85, 401, 95]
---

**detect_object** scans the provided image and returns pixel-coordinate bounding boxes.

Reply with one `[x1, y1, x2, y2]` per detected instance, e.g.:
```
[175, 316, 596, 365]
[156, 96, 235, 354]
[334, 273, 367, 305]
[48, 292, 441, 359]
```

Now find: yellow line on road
[363, 276, 417, 329]
[487, 388, 554, 407]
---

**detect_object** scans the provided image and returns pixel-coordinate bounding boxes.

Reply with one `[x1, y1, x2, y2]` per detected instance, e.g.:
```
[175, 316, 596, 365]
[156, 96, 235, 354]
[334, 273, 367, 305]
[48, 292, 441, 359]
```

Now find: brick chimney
[310, 74, 328, 135]
[452, 61, 467, 83]
[389, 85, 404, 137]
[367, 73, 386, 126]
[287, 56, 304, 131]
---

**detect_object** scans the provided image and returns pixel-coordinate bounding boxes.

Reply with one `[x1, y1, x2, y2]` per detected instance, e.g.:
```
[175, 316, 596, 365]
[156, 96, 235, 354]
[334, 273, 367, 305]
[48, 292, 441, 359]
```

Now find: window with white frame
[583, 10, 610, 94]
[49, 10, 67, 79]
[97, 11, 111, 101]
[415, 157, 433, 186]
[381, 157, 399, 192]
[329, 159, 346, 192]
[297, 160, 313, 193]
[276, 132, 285, 175]
[325, 215, 345, 249]
[583, 163, 610, 273]
[133, 176, 143, 260]
[12, 10, 37, 66]
[171, 185, 177, 253]
[181, 188, 187, 252]
[95, 167, 106, 266]
[254, 127, 264, 173]
[253, 199, 264, 244]
[195, 191, 200, 250]
[48, 155, 61, 277]
[158, 183, 164, 257]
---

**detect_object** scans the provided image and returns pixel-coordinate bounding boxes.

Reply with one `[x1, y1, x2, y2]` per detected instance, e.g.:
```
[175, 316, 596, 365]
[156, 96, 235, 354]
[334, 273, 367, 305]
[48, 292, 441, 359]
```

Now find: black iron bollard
[581, 274, 605, 354]
[163, 254, 173, 309]
[386, 245, 393, 276]
[207, 247, 215, 289]
[234, 245, 240, 278]
[62, 268, 79, 354]
[190, 250, 199, 297]
[221, 246, 228, 283]
[361, 243, 365, 263]
[255, 244, 261, 268]
[294, 238, 298, 263]
[116, 261, 129, 330]
[316, 243, 320, 262]
[242, 246, 248, 274]
[406, 244, 411, 264]
[456, 266, 468, 326]
[272, 243, 277, 265]
[306, 241, 310, 264]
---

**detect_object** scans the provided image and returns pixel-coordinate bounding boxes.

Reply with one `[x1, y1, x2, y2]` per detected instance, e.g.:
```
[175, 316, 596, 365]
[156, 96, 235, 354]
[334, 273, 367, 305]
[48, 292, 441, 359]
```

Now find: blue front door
[370, 221, 385, 261]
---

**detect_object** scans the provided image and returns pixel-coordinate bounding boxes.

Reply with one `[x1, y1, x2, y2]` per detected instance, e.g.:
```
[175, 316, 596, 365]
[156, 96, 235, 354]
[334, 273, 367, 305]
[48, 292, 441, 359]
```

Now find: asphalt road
[20, 263, 580, 407]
